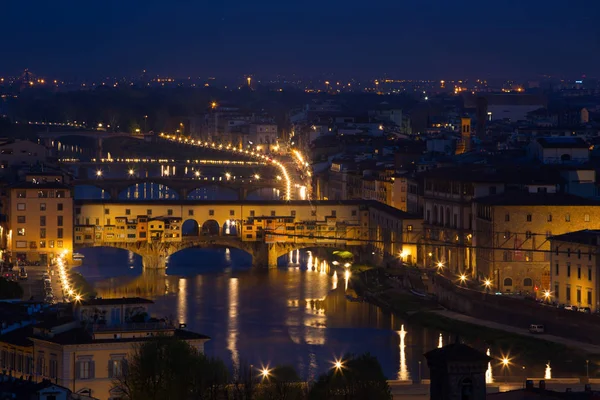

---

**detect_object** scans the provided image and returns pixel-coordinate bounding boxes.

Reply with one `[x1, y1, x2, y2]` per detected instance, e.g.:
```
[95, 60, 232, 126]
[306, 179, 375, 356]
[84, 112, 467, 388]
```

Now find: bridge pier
[252, 244, 278, 269]
[142, 253, 168, 269]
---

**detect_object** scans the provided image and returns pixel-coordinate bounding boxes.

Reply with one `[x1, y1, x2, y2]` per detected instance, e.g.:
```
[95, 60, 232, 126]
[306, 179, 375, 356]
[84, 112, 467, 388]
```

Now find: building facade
[4, 173, 74, 264]
[474, 193, 600, 295]
[550, 230, 600, 311]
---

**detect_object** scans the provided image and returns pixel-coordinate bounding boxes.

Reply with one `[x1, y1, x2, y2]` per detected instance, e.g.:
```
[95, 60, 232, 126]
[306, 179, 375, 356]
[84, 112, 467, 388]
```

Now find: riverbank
[351, 268, 600, 373]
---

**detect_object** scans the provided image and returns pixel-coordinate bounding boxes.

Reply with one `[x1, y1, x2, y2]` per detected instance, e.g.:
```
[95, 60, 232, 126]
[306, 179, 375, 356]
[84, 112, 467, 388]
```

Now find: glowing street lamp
[194, 170, 200, 177]
[459, 274, 468, 284]
[483, 279, 492, 289]
[128, 169, 135, 177]
[225, 172, 231, 180]
[332, 358, 344, 372]
[254, 174, 260, 180]
[436, 261, 444, 271]
[543, 290, 552, 302]
[96, 170, 103, 178]
[260, 367, 271, 381]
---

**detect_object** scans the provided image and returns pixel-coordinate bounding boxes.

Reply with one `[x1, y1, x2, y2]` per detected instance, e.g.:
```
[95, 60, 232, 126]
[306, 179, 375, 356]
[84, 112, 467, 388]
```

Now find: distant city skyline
[1, 0, 599, 80]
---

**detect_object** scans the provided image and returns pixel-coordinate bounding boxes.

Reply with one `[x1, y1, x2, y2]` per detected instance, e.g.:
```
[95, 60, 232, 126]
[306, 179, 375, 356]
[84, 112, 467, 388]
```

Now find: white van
[529, 324, 545, 334]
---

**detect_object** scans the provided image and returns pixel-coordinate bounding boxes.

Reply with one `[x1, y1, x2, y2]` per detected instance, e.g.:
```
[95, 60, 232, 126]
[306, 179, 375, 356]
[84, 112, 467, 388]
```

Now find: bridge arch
[182, 219, 200, 236]
[201, 219, 221, 236]
[74, 184, 111, 200]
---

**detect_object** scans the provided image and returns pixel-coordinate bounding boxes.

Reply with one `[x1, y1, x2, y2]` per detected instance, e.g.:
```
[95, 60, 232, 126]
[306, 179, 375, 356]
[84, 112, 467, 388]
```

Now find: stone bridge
[75, 235, 363, 269]
[73, 177, 287, 200]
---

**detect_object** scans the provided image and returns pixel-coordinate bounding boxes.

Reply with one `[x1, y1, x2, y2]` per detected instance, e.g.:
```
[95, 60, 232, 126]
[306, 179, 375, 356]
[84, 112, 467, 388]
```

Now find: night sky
[2, 0, 599, 79]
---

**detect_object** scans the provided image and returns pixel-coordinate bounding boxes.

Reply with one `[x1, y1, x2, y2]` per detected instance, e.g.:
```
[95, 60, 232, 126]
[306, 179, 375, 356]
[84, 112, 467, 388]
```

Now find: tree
[112, 335, 227, 400]
[0, 278, 23, 299]
[309, 353, 391, 400]
[259, 365, 307, 400]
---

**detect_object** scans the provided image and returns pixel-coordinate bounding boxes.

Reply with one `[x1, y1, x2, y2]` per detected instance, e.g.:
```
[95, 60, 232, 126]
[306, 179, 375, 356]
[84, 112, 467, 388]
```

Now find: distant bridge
[73, 177, 287, 200]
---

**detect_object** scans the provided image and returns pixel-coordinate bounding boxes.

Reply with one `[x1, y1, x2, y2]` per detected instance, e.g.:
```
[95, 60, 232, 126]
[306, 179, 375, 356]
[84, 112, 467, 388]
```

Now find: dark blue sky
[2, 0, 599, 79]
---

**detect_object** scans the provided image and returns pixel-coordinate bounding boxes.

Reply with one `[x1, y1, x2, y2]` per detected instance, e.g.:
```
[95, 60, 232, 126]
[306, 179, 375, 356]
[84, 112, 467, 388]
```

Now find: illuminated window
[17, 228, 25, 236]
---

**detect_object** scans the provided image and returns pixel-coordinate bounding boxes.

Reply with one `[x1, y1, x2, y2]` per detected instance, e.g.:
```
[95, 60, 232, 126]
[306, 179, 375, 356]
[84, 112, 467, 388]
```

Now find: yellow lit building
[4, 173, 73, 264]
[550, 230, 600, 311]
[0, 298, 209, 400]
[474, 193, 600, 295]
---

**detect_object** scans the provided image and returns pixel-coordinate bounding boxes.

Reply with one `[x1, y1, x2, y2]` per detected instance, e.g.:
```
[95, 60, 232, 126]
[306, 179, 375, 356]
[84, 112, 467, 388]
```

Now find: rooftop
[420, 165, 562, 185]
[425, 343, 491, 363]
[31, 327, 209, 345]
[550, 230, 600, 246]
[536, 137, 589, 149]
[475, 192, 600, 206]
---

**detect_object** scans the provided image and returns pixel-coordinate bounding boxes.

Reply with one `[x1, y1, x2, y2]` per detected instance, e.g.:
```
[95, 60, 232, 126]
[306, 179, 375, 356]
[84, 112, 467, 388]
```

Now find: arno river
[75, 247, 570, 381]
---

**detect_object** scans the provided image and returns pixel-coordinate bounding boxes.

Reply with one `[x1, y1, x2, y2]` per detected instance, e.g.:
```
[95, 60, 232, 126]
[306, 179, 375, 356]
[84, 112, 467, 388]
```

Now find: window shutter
[108, 360, 113, 378]
[75, 362, 80, 379]
[90, 361, 95, 379]
[122, 360, 129, 377]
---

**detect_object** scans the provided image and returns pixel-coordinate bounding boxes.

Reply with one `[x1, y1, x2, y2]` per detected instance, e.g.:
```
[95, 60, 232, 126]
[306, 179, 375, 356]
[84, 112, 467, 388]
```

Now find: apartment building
[550, 230, 600, 311]
[5, 173, 73, 264]
[474, 193, 600, 295]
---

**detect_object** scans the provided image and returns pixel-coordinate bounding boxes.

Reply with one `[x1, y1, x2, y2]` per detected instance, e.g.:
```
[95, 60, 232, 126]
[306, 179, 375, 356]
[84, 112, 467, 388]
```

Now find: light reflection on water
[75, 247, 564, 380]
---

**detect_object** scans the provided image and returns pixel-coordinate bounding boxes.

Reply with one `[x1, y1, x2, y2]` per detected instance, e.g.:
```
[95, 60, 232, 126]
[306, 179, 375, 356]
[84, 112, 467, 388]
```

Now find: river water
[74, 247, 574, 381]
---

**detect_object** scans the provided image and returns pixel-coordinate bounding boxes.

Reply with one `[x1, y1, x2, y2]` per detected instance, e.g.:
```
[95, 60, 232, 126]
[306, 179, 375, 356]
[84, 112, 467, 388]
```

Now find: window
[566, 286, 571, 301]
[57, 203, 63, 211]
[125, 209, 131, 215]
[526, 214, 532, 222]
[40, 216, 46, 226]
[57, 240, 63, 248]
[505, 213, 510, 222]
[49, 240, 54, 248]
[567, 263, 571, 277]
[230, 210, 235, 216]
[76, 360, 95, 380]
[577, 289, 582, 303]
[17, 216, 26, 223]
[105, 209, 110, 215]
[566, 213, 571, 222]
[188, 210, 194, 216]
[555, 263, 559, 275]
[352, 210, 357, 216]
[209, 210, 215, 216]
[17, 228, 25, 236]
[525, 231, 532, 239]
[578, 266, 581, 279]
[40, 228, 46, 238]
[57, 216, 63, 226]
[108, 358, 126, 378]
[503, 278, 513, 287]
[16, 241, 26, 248]
[311, 210, 317, 216]
[246, 234, 253, 239]
[39, 240, 46, 248]
[407, 225, 413, 232]
[291, 210, 296, 217]
[589, 268, 592, 281]
[271, 211, 276, 217]
[17, 203, 25, 211]
[547, 214, 552, 222]
[585, 214, 590, 222]
[57, 229, 63, 239]
[588, 291, 593, 305]
[555, 284, 559, 299]
[249, 210, 255, 217]
[147, 209, 152, 216]
[56, 190, 65, 198]
[16, 190, 26, 198]
[523, 278, 533, 287]
[168, 209, 173, 216]
[504, 231, 511, 239]
[332, 210, 337, 217]
[95, 218, 99, 226]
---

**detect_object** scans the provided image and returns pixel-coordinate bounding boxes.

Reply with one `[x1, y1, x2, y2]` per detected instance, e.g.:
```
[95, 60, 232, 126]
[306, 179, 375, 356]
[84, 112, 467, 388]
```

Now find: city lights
[483, 279, 492, 288]
[459, 274, 468, 284]
[96, 170, 103, 177]
[128, 169, 135, 176]
[332, 358, 345, 371]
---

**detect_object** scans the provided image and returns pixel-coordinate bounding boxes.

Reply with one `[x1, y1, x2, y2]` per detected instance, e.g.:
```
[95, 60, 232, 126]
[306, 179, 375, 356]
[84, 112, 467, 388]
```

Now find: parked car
[579, 307, 591, 314]
[564, 305, 578, 311]
[529, 324, 545, 334]
[18, 268, 27, 280]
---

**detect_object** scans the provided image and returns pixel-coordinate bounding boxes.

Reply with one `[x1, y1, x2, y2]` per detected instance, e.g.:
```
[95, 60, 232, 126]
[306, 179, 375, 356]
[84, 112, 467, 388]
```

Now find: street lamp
[254, 174, 260, 180]
[260, 367, 271, 381]
[332, 358, 344, 372]
[543, 290, 552, 303]
[483, 279, 492, 291]
[96, 170, 103, 178]
[459, 274, 468, 284]
[225, 172, 231, 180]
[128, 169, 135, 177]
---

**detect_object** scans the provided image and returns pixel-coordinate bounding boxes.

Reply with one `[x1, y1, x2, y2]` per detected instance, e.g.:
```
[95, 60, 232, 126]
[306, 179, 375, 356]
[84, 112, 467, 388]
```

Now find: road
[430, 309, 600, 355]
